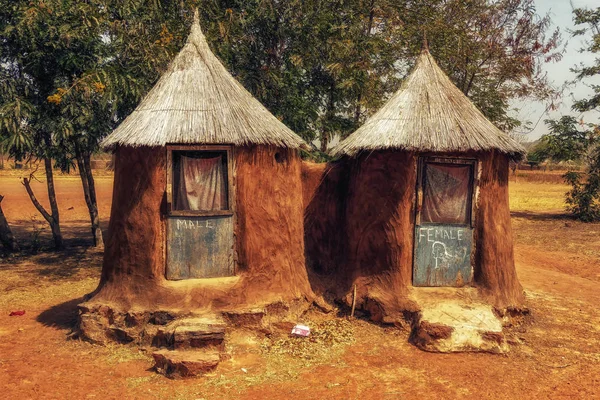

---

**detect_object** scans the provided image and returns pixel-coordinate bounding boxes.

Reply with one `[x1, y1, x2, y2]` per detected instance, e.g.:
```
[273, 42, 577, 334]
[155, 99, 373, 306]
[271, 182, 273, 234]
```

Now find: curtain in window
[421, 163, 471, 225]
[175, 154, 227, 211]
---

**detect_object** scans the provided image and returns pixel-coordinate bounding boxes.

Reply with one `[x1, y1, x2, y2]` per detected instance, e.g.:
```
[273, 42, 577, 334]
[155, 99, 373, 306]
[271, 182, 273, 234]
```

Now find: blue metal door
[413, 158, 476, 287]
[165, 145, 235, 280]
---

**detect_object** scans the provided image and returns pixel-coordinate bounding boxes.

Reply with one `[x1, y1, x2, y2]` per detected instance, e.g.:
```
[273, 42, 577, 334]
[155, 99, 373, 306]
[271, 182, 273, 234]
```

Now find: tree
[572, 7, 600, 113]
[0, 194, 19, 252]
[0, 0, 72, 249]
[393, 0, 561, 132]
[557, 6, 600, 222]
[537, 116, 593, 164]
[1, 0, 192, 248]
[205, 0, 561, 149]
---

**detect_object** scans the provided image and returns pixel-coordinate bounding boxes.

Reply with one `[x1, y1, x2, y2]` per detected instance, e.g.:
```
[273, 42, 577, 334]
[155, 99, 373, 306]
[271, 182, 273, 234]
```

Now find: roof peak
[193, 8, 200, 25]
[331, 47, 525, 158]
[101, 7, 306, 150]
[189, 8, 204, 41]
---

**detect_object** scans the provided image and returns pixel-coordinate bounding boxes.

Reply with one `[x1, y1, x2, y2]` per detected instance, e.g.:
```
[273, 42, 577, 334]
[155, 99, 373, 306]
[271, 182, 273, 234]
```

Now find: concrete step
[152, 349, 221, 378]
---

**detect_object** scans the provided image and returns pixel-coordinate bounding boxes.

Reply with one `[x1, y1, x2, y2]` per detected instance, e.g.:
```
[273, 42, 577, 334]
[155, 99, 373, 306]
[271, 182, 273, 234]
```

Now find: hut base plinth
[78, 297, 314, 376]
[77, 297, 311, 354]
[408, 287, 510, 353]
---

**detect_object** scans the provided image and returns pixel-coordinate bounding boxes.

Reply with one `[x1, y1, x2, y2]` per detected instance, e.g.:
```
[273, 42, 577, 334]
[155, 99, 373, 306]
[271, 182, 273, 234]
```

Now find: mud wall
[90, 145, 312, 311]
[302, 151, 419, 321]
[302, 149, 524, 320]
[233, 146, 313, 304]
[302, 161, 349, 275]
[474, 151, 525, 309]
[99, 146, 166, 286]
[342, 151, 419, 319]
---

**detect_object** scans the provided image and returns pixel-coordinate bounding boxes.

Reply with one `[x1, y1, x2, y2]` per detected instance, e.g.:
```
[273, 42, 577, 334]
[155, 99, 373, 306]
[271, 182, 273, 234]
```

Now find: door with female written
[413, 157, 476, 287]
[166, 146, 235, 279]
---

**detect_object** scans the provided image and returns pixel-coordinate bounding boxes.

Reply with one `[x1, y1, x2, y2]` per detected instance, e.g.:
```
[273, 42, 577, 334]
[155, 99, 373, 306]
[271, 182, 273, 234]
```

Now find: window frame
[415, 156, 478, 228]
[166, 144, 235, 217]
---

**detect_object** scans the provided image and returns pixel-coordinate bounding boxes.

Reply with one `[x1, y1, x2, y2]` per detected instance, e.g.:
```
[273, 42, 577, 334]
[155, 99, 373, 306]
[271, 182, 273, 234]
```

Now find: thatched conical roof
[102, 12, 305, 150]
[331, 47, 525, 158]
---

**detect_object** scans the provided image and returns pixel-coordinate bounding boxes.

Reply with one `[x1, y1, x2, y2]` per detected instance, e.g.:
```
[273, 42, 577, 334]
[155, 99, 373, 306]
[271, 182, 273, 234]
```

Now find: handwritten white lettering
[175, 219, 217, 231]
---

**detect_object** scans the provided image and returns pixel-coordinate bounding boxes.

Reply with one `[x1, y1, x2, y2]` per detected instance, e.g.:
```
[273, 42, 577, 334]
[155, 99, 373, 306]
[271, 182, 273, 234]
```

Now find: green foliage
[1, 0, 563, 157]
[558, 6, 600, 222]
[202, 0, 405, 149]
[571, 6, 600, 113]
[526, 140, 552, 164]
[564, 152, 600, 222]
[539, 116, 594, 163]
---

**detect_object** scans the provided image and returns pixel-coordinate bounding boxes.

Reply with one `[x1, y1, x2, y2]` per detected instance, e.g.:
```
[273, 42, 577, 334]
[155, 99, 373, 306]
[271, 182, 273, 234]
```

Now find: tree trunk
[0, 195, 19, 252]
[321, 81, 336, 153]
[44, 157, 63, 249]
[320, 132, 329, 153]
[353, 1, 375, 127]
[22, 158, 63, 249]
[75, 144, 103, 247]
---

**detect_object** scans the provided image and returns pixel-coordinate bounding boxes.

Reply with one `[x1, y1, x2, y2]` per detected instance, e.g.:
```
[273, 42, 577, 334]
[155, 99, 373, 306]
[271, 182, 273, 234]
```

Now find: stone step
[145, 315, 227, 350]
[410, 298, 508, 353]
[173, 317, 226, 350]
[152, 349, 221, 378]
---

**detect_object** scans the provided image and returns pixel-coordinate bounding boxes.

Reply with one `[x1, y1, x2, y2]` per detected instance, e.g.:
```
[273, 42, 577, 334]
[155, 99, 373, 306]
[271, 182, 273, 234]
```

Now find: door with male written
[166, 146, 235, 279]
[413, 158, 476, 287]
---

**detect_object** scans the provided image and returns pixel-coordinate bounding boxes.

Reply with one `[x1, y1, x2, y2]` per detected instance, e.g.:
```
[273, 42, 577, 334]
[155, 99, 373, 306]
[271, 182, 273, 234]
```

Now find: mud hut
[80, 12, 314, 358]
[303, 43, 526, 351]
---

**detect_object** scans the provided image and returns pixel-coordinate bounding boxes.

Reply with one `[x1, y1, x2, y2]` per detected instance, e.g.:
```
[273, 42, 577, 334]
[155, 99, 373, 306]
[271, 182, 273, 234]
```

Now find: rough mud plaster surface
[302, 161, 349, 276]
[344, 151, 419, 319]
[303, 150, 524, 322]
[474, 151, 525, 309]
[303, 151, 419, 321]
[86, 145, 312, 314]
[233, 146, 313, 305]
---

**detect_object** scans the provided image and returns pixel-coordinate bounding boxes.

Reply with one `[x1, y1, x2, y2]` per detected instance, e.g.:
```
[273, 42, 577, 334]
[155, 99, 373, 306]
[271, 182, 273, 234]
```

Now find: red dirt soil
[1, 172, 599, 399]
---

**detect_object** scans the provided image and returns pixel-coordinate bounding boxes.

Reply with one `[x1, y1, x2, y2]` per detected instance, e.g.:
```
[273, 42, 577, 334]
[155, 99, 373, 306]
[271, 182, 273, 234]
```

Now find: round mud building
[80, 12, 314, 346]
[303, 43, 526, 351]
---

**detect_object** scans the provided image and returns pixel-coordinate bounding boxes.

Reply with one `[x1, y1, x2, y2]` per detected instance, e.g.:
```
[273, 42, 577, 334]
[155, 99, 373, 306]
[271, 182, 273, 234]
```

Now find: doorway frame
[164, 144, 237, 279]
[412, 155, 479, 286]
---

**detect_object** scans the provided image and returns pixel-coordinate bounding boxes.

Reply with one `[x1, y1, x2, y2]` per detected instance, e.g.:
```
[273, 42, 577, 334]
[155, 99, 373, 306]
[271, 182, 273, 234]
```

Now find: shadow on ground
[510, 211, 572, 221]
[37, 297, 86, 330]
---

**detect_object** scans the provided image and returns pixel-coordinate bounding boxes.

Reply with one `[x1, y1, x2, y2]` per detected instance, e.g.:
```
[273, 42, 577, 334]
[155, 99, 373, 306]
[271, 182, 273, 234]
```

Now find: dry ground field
[0, 169, 599, 399]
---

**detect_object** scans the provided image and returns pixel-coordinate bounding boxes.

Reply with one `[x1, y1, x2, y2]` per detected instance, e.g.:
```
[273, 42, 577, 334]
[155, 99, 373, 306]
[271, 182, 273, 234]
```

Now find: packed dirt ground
[0, 169, 599, 399]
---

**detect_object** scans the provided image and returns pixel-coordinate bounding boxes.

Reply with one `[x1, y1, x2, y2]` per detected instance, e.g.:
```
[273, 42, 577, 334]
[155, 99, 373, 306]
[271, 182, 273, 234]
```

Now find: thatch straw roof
[102, 11, 305, 150]
[331, 47, 525, 158]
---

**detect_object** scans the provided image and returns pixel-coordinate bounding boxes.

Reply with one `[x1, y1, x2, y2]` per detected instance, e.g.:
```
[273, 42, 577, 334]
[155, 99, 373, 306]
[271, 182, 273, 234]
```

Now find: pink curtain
[175, 154, 228, 211]
[421, 163, 471, 225]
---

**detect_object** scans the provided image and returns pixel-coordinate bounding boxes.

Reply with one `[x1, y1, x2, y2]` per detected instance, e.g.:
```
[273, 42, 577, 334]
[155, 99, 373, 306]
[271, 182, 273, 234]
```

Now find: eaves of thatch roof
[102, 11, 306, 150]
[331, 48, 526, 158]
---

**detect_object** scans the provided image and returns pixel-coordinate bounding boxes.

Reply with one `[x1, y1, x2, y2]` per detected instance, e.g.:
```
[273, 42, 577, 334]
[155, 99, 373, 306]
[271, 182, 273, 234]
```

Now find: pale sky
[512, 0, 600, 141]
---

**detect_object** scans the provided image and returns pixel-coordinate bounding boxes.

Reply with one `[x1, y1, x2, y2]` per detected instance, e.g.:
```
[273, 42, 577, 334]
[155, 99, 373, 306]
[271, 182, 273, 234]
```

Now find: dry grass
[260, 318, 355, 363]
[511, 169, 572, 184]
[0, 166, 114, 178]
[0, 253, 100, 310]
[509, 181, 568, 213]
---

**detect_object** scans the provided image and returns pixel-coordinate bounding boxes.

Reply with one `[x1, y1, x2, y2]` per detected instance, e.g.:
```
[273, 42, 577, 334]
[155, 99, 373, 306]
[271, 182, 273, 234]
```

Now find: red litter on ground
[290, 324, 310, 337]
[9, 311, 25, 316]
